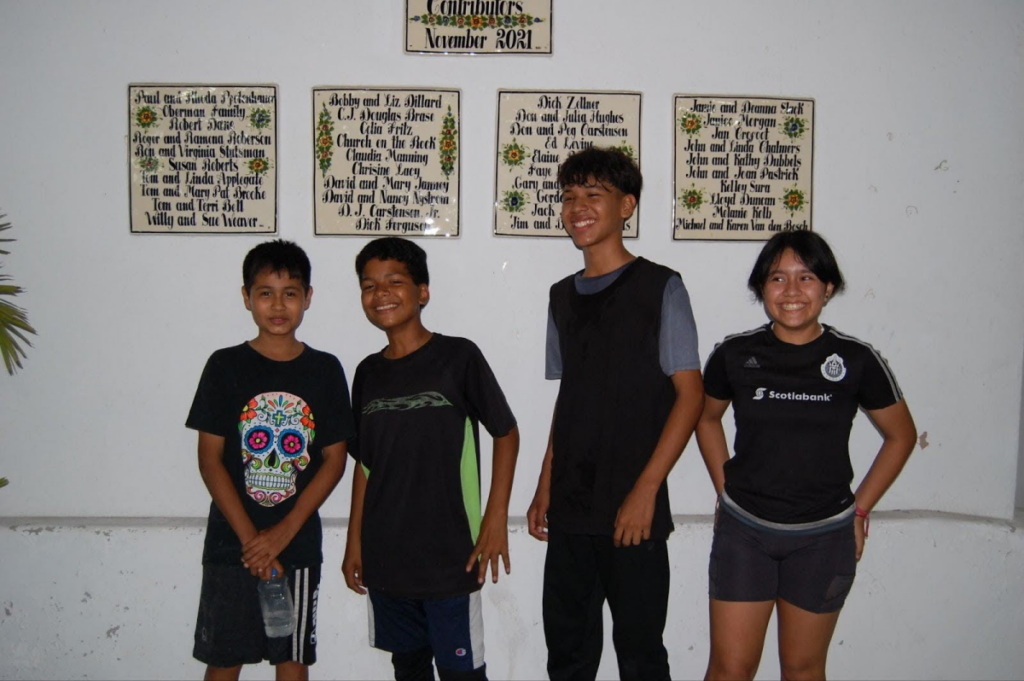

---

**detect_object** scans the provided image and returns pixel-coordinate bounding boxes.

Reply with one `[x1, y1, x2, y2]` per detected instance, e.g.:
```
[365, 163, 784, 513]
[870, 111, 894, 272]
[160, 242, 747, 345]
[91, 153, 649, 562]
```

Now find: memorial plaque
[128, 84, 277, 234]
[495, 90, 641, 238]
[406, 0, 551, 55]
[673, 95, 814, 240]
[314, 88, 460, 237]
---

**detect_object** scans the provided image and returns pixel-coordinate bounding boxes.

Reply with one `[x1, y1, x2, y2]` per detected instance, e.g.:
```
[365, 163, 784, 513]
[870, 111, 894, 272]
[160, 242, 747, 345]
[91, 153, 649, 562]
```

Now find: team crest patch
[821, 353, 847, 382]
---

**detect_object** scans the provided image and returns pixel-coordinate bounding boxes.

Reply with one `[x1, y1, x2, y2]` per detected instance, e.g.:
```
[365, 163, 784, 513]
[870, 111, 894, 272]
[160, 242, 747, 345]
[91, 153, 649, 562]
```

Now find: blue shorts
[368, 589, 485, 674]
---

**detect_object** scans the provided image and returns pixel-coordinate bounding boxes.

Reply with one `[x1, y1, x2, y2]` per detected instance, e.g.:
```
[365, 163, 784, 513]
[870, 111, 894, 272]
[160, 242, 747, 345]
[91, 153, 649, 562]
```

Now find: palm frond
[0, 215, 11, 256]
[0, 213, 36, 373]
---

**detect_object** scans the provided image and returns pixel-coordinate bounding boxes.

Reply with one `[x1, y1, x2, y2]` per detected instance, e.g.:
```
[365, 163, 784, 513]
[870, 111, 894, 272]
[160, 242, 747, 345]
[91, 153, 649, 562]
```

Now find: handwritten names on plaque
[314, 88, 460, 237]
[128, 84, 277, 234]
[494, 90, 641, 238]
[673, 95, 814, 241]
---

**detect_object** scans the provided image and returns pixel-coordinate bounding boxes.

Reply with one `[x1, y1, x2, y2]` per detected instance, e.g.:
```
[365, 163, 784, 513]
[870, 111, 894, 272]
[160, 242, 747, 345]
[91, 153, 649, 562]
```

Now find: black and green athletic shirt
[350, 334, 517, 599]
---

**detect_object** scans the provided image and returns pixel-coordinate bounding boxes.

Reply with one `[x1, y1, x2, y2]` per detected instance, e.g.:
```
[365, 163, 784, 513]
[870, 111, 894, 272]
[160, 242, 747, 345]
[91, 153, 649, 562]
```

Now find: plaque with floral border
[406, 0, 552, 55]
[128, 84, 277, 234]
[494, 90, 641, 238]
[314, 88, 460, 237]
[673, 94, 814, 241]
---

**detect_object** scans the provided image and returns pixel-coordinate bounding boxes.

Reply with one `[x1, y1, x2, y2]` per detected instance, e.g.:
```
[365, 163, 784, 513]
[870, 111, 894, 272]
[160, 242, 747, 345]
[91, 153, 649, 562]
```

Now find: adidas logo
[744, 356, 760, 369]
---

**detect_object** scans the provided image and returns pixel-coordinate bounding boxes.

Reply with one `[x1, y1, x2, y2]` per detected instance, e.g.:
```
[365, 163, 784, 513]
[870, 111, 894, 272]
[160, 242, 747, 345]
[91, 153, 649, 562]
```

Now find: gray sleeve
[660, 275, 701, 375]
[545, 302, 562, 380]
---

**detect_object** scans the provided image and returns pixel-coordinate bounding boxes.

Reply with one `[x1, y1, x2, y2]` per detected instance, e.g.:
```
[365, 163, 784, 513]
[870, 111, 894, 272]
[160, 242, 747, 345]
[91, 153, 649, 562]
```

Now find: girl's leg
[776, 598, 841, 680]
[704, 599, 775, 681]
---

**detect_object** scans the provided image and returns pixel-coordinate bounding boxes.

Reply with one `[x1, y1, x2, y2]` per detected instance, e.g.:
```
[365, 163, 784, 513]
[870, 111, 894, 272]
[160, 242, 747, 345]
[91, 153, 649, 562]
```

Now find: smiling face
[359, 257, 429, 334]
[560, 177, 636, 251]
[242, 267, 312, 341]
[762, 248, 834, 345]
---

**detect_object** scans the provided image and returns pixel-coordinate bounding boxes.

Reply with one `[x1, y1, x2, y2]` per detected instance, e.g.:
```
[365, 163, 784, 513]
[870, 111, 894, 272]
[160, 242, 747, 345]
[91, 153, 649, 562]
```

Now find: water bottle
[257, 569, 296, 638]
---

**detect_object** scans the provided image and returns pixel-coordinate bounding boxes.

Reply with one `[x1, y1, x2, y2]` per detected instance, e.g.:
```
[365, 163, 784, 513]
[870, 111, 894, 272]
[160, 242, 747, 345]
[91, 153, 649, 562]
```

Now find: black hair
[355, 237, 430, 287]
[242, 239, 311, 293]
[747, 230, 845, 302]
[557, 147, 643, 204]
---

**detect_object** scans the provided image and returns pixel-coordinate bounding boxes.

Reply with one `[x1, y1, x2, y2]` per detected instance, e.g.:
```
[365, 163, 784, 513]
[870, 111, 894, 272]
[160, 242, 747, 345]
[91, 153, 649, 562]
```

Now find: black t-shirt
[350, 334, 516, 599]
[186, 343, 355, 567]
[703, 324, 903, 524]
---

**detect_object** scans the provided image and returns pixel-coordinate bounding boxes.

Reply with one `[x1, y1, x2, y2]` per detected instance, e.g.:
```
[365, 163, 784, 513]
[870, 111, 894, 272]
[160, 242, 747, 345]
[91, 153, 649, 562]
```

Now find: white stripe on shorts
[469, 591, 485, 670]
[367, 590, 376, 648]
[292, 567, 308, 662]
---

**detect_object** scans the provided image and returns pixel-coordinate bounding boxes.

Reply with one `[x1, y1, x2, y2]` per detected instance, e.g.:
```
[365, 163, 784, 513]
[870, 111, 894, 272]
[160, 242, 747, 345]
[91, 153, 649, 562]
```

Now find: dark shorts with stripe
[193, 564, 321, 668]
[709, 508, 856, 614]
[368, 589, 485, 675]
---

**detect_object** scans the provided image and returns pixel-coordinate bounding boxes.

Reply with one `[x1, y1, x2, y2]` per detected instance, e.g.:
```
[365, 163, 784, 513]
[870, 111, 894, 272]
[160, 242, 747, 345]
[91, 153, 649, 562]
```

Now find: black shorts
[709, 508, 856, 614]
[193, 564, 321, 668]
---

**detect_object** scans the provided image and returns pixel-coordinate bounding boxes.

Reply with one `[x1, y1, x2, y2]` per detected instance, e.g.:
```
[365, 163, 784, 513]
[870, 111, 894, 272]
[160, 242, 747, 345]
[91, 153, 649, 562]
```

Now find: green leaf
[0, 211, 36, 374]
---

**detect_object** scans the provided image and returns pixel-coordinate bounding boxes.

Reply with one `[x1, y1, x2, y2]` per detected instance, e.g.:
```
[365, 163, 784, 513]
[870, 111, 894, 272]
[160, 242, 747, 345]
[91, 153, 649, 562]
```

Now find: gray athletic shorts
[709, 508, 856, 614]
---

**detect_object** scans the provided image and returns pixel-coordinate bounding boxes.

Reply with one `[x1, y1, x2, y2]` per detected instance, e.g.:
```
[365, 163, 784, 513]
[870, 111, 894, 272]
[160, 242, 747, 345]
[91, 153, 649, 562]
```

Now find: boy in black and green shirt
[343, 237, 519, 681]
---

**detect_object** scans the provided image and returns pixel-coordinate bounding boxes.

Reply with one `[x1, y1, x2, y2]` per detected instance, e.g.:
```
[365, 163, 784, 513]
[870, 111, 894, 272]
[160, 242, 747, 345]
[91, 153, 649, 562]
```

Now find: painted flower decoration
[249, 108, 272, 130]
[613, 144, 635, 162]
[680, 112, 702, 136]
[240, 399, 258, 423]
[247, 429, 269, 450]
[782, 187, 806, 213]
[501, 189, 529, 213]
[136, 156, 160, 173]
[782, 116, 807, 140]
[301, 404, 315, 430]
[316, 104, 334, 176]
[679, 185, 705, 214]
[135, 106, 159, 129]
[488, 15, 498, 27]
[439, 106, 458, 177]
[501, 139, 529, 168]
[456, 15, 466, 27]
[281, 432, 303, 455]
[248, 157, 270, 175]
[470, 15, 484, 29]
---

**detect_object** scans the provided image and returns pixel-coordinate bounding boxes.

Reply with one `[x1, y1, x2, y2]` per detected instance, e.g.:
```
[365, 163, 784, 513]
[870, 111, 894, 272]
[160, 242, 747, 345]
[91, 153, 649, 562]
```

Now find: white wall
[2, 514, 1023, 681]
[1, 1, 1021, 519]
[1, 1, 1023, 678]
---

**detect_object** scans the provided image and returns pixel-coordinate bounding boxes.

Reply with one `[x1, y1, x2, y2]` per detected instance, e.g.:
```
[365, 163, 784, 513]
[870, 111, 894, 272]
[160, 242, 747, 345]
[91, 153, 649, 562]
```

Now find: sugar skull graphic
[238, 392, 316, 507]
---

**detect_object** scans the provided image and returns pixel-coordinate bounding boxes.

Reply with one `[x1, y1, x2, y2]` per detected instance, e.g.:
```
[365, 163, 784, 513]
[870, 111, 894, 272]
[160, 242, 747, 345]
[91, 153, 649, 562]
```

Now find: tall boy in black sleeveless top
[527, 148, 704, 681]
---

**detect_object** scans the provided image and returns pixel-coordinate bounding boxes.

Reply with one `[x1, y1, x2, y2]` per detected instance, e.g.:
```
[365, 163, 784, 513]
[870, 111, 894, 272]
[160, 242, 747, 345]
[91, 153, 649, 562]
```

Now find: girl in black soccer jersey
[696, 231, 916, 680]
